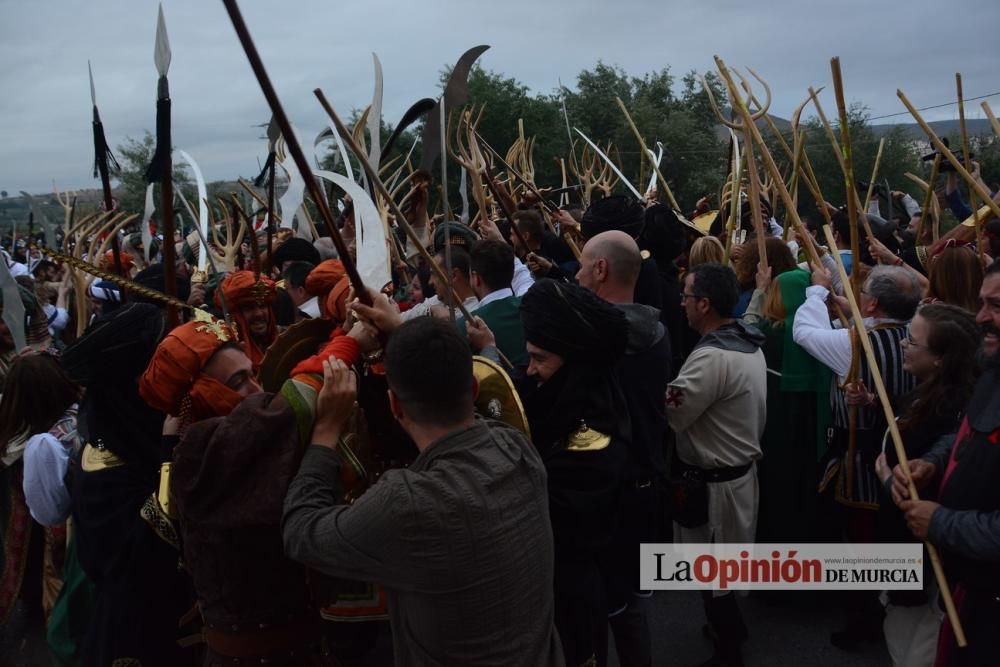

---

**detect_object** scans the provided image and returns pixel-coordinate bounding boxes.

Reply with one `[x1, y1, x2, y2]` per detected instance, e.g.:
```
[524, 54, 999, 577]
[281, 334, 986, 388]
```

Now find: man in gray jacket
[282, 316, 564, 667]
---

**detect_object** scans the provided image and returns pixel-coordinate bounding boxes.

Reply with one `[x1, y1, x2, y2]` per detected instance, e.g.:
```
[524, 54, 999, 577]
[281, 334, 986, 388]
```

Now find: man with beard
[519, 279, 630, 667]
[139, 311, 378, 664]
[576, 229, 671, 666]
[891, 259, 1000, 666]
[218, 270, 278, 372]
[667, 263, 766, 667]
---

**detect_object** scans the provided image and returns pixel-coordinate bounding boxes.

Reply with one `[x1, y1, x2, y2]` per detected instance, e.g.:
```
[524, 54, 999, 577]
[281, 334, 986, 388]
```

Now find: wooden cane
[614, 97, 681, 210]
[955, 74, 985, 266]
[862, 138, 886, 213]
[897, 90, 1000, 220]
[983, 101, 1000, 138]
[915, 155, 942, 244]
[821, 224, 966, 648]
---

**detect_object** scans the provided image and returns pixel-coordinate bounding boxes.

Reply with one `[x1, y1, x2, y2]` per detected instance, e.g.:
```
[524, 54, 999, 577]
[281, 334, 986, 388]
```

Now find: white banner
[640, 543, 924, 591]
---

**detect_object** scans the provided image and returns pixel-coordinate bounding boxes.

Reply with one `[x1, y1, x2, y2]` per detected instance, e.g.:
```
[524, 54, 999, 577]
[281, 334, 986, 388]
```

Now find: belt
[677, 461, 753, 484]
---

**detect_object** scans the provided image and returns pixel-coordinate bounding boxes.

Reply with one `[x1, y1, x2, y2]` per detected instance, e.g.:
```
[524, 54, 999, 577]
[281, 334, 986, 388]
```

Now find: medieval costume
[140, 317, 364, 665]
[916, 365, 1000, 666]
[304, 259, 349, 321]
[217, 270, 277, 371]
[667, 320, 767, 666]
[520, 279, 630, 667]
[61, 303, 195, 667]
[744, 269, 831, 543]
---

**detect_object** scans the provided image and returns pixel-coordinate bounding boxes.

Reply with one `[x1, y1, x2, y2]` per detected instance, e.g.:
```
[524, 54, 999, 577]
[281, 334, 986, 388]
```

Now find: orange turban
[139, 317, 245, 422]
[101, 250, 135, 273]
[304, 260, 348, 320]
[325, 276, 352, 323]
[216, 271, 277, 370]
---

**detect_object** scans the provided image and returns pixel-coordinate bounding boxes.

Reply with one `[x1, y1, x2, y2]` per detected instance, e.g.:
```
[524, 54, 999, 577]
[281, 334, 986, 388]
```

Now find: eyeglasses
[681, 292, 706, 302]
[901, 333, 926, 349]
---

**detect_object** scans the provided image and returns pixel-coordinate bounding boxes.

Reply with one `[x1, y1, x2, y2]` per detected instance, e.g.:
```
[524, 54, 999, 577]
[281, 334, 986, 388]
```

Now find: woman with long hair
[925, 244, 984, 312]
[0, 353, 82, 637]
[732, 236, 798, 317]
[854, 304, 981, 667]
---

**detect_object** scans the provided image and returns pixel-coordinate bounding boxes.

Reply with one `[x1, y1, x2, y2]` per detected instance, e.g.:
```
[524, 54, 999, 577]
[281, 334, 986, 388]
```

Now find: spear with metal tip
[88, 61, 126, 285]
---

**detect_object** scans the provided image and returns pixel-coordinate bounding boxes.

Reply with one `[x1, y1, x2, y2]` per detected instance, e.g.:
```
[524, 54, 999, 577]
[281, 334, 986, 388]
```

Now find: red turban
[217, 271, 277, 370]
[139, 317, 245, 422]
[325, 276, 352, 323]
[304, 260, 348, 320]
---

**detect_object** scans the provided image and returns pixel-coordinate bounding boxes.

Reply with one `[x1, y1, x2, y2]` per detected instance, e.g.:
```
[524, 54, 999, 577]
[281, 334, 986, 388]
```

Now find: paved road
[3, 590, 891, 667]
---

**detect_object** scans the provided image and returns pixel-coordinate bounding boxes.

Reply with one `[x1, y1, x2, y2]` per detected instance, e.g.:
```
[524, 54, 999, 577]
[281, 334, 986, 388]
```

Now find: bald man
[577, 230, 672, 666]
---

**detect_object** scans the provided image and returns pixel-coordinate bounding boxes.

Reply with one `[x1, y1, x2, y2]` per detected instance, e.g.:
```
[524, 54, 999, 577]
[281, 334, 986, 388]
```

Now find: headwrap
[217, 271, 277, 369]
[101, 250, 135, 273]
[432, 222, 479, 252]
[520, 279, 628, 364]
[304, 260, 348, 320]
[88, 280, 122, 303]
[639, 203, 686, 263]
[581, 195, 645, 241]
[271, 237, 321, 268]
[133, 263, 192, 304]
[325, 276, 351, 323]
[61, 303, 168, 472]
[139, 316, 245, 423]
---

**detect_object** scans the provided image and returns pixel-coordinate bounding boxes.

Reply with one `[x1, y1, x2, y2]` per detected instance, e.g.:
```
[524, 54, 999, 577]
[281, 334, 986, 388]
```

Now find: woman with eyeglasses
[846, 303, 981, 667]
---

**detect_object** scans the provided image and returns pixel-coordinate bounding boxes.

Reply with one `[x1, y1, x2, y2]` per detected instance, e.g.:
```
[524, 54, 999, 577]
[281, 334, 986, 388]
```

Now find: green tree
[114, 132, 191, 217]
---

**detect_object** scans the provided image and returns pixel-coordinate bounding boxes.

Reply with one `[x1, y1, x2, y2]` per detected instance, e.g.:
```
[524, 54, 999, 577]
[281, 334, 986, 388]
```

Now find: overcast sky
[2, 0, 998, 195]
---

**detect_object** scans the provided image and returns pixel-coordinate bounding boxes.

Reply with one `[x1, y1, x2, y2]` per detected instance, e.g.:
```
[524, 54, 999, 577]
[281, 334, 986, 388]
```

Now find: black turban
[62, 302, 165, 387]
[133, 263, 192, 304]
[581, 195, 645, 241]
[520, 279, 628, 364]
[639, 203, 686, 262]
[61, 302, 168, 473]
[271, 237, 321, 268]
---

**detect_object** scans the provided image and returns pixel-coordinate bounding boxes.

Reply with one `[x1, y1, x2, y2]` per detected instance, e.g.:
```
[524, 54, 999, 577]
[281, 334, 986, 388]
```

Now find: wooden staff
[614, 96, 681, 210]
[897, 90, 1000, 220]
[983, 101, 1000, 137]
[862, 137, 886, 212]
[315, 89, 474, 321]
[956, 74, 985, 265]
[830, 58, 862, 297]
[915, 155, 942, 244]
[808, 86, 875, 242]
[821, 224, 966, 648]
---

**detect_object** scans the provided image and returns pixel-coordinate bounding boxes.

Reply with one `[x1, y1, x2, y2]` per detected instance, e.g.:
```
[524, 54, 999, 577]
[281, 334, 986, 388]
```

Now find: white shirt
[792, 285, 906, 381]
[512, 258, 534, 297]
[476, 288, 514, 310]
[22, 433, 73, 526]
[299, 296, 321, 319]
[401, 294, 480, 322]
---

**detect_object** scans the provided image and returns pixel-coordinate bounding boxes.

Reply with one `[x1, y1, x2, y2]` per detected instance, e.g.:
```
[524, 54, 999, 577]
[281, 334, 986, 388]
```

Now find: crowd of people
[1, 147, 999, 667]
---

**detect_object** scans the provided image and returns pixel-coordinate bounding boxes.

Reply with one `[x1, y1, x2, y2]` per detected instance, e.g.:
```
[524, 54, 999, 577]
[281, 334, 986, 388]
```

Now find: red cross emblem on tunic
[666, 388, 684, 408]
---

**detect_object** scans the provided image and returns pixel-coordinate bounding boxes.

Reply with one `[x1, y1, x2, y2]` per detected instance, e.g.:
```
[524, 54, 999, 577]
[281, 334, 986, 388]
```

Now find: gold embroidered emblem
[192, 308, 236, 342]
[81, 443, 125, 472]
[565, 422, 611, 452]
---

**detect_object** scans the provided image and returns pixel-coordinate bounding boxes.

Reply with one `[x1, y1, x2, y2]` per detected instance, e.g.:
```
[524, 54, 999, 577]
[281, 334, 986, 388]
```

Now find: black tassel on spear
[144, 4, 178, 327]
[89, 61, 126, 289]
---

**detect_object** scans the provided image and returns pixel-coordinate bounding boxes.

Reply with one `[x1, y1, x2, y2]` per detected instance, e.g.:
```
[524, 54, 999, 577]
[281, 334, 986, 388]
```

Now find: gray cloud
[1, 0, 997, 194]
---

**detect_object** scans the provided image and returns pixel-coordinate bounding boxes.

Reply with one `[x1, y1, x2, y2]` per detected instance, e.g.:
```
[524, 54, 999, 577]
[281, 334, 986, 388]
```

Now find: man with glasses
[667, 262, 767, 666]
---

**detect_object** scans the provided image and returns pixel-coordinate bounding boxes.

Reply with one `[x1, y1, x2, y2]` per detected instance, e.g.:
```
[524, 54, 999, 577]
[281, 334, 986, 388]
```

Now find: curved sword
[314, 170, 391, 290]
[573, 128, 641, 199]
[175, 149, 209, 272]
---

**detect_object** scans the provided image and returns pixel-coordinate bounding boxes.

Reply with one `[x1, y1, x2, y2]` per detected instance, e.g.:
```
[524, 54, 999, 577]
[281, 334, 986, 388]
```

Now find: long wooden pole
[955, 74, 985, 265]
[897, 89, 1000, 220]
[222, 0, 371, 305]
[983, 101, 1000, 137]
[915, 155, 942, 244]
[862, 137, 886, 213]
[821, 224, 966, 648]
[614, 97, 681, 210]
[830, 58, 861, 297]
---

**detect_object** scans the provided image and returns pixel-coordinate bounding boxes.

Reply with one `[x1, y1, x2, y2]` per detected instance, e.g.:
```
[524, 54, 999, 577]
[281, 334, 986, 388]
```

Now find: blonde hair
[762, 285, 786, 326]
[688, 236, 725, 268]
